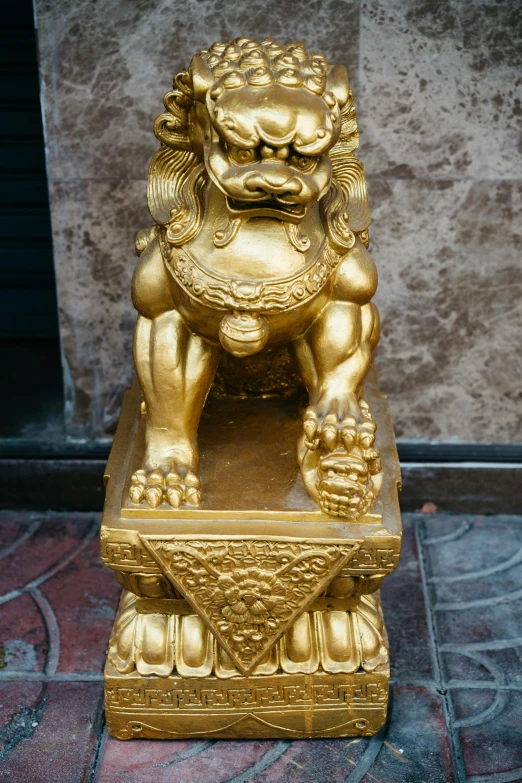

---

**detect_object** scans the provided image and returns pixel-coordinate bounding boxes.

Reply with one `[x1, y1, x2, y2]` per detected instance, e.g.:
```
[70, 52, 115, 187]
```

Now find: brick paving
[0, 510, 520, 782]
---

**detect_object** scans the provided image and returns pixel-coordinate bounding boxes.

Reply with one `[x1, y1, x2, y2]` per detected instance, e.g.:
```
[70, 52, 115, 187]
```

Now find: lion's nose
[245, 172, 302, 195]
[273, 177, 302, 194]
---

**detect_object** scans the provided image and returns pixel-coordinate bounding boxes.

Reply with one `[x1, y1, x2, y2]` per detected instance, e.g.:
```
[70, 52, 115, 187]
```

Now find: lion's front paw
[299, 401, 382, 519]
[129, 465, 201, 509]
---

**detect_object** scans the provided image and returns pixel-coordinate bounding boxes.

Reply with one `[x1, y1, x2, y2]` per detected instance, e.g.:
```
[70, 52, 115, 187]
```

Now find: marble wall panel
[370, 178, 522, 442]
[358, 0, 522, 442]
[48, 179, 149, 436]
[359, 0, 522, 179]
[35, 0, 522, 442]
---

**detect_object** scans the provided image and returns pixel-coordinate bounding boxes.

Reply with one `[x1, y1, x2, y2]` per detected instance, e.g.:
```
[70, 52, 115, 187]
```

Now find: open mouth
[226, 197, 307, 224]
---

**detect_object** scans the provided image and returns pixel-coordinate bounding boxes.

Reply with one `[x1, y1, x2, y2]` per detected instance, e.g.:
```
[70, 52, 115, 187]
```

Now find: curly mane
[321, 92, 371, 250]
[143, 71, 206, 248]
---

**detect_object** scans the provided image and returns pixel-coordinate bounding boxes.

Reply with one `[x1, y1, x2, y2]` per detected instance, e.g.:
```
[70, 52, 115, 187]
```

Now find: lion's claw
[321, 413, 339, 451]
[165, 487, 183, 508]
[129, 469, 147, 504]
[184, 471, 201, 506]
[340, 415, 357, 451]
[303, 408, 321, 450]
[129, 464, 202, 509]
[145, 485, 163, 509]
[185, 488, 202, 506]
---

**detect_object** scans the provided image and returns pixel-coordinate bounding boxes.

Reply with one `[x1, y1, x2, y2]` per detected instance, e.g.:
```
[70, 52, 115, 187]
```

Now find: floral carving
[213, 568, 286, 625]
[140, 537, 360, 673]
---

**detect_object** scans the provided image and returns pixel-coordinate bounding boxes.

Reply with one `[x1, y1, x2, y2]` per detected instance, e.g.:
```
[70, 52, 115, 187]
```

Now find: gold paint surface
[103, 365, 400, 531]
[100, 36, 402, 740]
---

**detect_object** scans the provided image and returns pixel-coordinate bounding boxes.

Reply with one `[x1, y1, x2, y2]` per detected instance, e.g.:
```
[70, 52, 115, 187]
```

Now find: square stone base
[101, 368, 400, 740]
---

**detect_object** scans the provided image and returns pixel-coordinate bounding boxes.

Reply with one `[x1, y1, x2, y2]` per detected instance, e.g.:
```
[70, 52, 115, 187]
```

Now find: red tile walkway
[0, 510, 520, 782]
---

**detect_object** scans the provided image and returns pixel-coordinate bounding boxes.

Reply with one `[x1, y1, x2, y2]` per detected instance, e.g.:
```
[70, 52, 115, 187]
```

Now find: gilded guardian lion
[129, 37, 382, 519]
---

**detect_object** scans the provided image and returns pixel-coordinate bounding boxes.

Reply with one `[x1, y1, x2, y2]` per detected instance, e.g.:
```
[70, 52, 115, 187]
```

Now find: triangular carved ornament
[139, 536, 362, 674]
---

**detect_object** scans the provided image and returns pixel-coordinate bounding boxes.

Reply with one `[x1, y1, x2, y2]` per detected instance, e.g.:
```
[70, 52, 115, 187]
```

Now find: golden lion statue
[129, 37, 382, 519]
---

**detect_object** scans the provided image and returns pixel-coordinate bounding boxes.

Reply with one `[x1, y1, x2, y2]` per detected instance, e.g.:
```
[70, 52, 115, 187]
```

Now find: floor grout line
[87, 718, 108, 783]
[0, 672, 104, 682]
[0, 672, 442, 686]
[415, 518, 467, 783]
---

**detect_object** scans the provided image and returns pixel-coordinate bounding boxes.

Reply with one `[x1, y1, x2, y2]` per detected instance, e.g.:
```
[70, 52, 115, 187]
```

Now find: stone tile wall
[34, 0, 522, 441]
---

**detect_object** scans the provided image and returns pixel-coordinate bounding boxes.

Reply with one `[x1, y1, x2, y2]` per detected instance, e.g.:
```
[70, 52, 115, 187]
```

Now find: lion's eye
[290, 153, 316, 172]
[228, 147, 258, 165]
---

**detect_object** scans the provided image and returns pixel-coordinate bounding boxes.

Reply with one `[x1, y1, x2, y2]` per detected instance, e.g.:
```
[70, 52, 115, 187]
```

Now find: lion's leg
[293, 240, 382, 518]
[294, 300, 381, 518]
[295, 300, 377, 419]
[131, 310, 221, 509]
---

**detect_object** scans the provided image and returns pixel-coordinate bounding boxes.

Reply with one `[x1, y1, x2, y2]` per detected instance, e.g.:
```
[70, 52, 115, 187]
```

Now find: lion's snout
[245, 171, 303, 198]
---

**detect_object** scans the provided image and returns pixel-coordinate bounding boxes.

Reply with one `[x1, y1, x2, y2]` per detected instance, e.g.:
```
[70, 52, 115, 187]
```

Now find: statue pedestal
[101, 370, 402, 739]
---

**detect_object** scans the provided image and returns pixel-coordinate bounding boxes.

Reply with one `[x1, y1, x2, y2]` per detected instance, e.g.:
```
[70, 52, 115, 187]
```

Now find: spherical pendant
[219, 311, 270, 357]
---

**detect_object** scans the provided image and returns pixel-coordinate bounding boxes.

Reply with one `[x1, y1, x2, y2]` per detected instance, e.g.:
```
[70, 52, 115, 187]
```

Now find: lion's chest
[163, 193, 334, 337]
[185, 217, 312, 281]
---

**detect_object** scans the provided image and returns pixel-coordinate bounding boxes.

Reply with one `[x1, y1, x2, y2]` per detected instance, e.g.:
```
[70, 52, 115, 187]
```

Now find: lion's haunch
[333, 240, 378, 306]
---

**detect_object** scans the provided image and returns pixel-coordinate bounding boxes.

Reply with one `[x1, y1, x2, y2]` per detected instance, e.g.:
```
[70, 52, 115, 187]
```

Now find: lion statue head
[139, 37, 371, 257]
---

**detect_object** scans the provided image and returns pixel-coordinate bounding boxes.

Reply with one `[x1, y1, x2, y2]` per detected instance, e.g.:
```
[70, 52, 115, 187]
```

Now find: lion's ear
[326, 64, 350, 108]
[189, 55, 214, 102]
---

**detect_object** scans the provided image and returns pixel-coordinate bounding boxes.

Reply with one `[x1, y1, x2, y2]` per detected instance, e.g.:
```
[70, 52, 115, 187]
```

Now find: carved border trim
[160, 230, 341, 314]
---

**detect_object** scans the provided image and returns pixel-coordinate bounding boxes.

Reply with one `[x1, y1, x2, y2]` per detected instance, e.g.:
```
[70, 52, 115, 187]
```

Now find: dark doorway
[0, 1, 64, 443]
